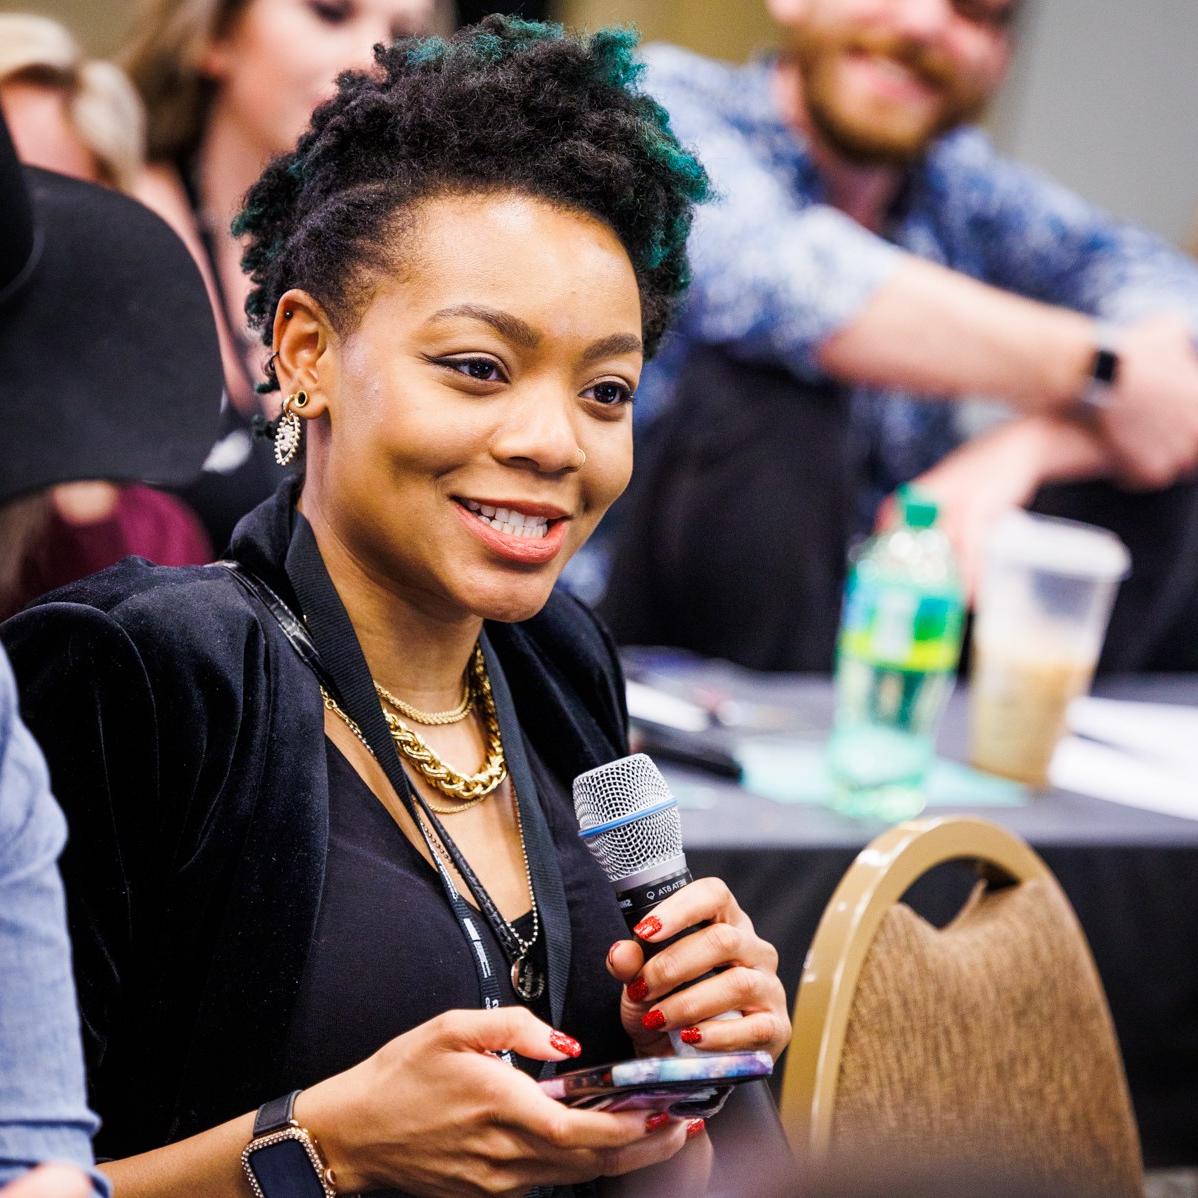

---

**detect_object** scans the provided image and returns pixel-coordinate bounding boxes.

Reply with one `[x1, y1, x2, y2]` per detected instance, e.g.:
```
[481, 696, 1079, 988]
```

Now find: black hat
[0, 111, 221, 506]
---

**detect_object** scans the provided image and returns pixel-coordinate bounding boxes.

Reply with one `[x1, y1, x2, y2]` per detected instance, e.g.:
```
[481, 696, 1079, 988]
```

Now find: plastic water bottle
[827, 485, 965, 821]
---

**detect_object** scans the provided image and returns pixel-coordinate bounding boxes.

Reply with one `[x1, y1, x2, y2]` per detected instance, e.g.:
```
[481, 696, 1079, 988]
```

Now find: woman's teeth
[460, 498, 550, 539]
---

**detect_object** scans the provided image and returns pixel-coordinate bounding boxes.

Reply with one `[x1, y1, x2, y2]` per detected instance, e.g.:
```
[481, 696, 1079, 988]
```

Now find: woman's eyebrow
[425, 304, 540, 348]
[580, 333, 643, 365]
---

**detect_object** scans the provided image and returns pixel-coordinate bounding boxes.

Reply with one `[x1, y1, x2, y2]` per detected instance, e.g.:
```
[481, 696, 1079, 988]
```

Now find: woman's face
[289, 192, 641, 625]
[203, 0, 435, 156]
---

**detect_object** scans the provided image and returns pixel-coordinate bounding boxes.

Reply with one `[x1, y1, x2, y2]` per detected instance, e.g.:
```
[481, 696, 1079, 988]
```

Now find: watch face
[247, 1137, 327, 1197]
[1094, 346, 1119, 386]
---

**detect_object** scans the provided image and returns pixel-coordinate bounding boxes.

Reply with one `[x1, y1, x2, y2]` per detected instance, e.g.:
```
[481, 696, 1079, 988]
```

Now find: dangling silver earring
[274, 389, 308, 467]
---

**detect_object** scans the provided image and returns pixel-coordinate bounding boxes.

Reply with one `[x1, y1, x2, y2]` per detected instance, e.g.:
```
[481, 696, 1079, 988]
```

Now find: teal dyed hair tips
[470, 31, 505, 62]
[589, 26, 644, 90]
[408, 37, 446, 65]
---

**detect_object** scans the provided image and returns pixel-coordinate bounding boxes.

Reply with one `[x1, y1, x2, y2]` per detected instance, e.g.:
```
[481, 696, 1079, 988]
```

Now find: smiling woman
[3, 16, 793, 1198]
[277, 193, 643, 622]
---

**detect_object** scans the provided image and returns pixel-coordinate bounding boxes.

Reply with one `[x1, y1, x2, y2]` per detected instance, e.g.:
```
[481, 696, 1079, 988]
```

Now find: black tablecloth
[640, 665, 1198, 1168]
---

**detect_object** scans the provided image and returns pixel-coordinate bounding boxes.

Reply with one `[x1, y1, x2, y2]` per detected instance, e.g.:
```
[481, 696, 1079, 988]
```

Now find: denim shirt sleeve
[0, 647, 110, 1196]
[641, 44, 903, 376]
[944, 129, 1198, 334]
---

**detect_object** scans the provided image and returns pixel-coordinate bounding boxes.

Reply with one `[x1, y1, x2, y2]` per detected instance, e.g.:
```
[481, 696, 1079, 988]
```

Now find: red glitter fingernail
[627, 976, 650, 1003]
[680, 1026, 702, 1045]
[549, 1030, 581, 1058]
[645, 1112, 671, 1133]
[641, 1008, 667, 1032]
[686, 1118, 706, 1140]
[632, 915, 662, 940]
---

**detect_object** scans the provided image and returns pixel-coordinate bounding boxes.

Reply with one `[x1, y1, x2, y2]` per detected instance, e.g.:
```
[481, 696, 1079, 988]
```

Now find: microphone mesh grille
[573, 754, 683, 884]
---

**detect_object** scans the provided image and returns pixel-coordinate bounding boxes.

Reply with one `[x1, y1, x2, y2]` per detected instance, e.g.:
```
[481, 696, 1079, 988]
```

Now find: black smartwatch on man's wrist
[1077, 322, 1121, 413]
[242, 1090, 337, 1197]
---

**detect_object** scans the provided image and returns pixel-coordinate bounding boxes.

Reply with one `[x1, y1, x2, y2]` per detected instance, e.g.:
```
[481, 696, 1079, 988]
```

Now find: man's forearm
[1010, 413, 1115, 488]
[818, 255, 1096, 411]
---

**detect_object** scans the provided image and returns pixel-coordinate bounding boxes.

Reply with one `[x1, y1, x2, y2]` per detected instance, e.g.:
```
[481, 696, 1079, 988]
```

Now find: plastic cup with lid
[969, 511, 1130, 787]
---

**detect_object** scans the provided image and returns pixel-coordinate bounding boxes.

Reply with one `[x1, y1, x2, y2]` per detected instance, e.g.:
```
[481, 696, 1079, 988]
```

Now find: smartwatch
[242, 1090, 337, 1198]
[1078, 322, 1121, 412]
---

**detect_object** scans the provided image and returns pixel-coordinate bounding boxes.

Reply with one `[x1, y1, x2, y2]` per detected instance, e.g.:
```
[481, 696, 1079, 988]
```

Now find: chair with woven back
[779, 816, 1143, 1197]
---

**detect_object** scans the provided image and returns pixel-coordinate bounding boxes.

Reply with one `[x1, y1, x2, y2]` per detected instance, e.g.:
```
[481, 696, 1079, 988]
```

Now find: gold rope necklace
[321, 645, 507, 814]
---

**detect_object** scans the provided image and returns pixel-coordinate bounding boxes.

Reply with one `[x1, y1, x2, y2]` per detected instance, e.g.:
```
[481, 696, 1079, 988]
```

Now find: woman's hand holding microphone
[606, 876, 792, 1062]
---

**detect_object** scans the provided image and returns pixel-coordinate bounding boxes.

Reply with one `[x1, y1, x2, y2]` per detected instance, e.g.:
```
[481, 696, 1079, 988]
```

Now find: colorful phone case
[539, 1051, 773, 1118]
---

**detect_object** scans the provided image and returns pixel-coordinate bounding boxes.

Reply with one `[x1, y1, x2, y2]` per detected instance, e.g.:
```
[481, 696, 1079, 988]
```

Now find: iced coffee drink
[970, 645, 1097, 786]
[969, 513, 1129, 788]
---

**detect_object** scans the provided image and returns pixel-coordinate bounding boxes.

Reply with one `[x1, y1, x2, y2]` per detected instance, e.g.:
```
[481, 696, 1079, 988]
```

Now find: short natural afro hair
[235, 15, 711, 395]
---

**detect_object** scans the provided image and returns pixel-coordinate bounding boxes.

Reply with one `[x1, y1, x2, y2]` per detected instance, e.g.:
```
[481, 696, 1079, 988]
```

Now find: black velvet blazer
[2, 482, 629, 1159]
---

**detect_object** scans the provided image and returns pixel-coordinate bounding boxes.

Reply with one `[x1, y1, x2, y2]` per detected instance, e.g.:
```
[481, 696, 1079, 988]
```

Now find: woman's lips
[452, 499, 570, 565]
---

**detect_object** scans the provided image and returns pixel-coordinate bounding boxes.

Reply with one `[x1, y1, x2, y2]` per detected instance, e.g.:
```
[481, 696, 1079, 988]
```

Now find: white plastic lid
[987, 510, 1130, 580]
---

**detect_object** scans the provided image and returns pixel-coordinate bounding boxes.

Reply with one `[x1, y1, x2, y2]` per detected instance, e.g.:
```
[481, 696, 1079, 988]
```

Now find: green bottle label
[839, 573, 964, 672]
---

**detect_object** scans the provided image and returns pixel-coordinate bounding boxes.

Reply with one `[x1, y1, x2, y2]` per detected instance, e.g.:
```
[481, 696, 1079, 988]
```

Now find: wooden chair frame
[779, 816, 1058, 1160]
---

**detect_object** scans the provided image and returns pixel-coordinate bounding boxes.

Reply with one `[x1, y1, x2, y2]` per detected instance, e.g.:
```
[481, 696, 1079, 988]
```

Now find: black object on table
[635, 661, 1198, 1169]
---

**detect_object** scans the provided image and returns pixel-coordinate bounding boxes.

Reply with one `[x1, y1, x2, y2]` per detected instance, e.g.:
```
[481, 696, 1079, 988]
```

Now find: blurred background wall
[6, 0, 1196, 243]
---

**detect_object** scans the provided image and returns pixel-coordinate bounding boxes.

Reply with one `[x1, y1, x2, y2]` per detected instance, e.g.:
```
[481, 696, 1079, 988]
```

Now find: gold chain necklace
[321, 645, 507, 813]
[375, 677, 472, 726]
[318, 651, 543, 1000]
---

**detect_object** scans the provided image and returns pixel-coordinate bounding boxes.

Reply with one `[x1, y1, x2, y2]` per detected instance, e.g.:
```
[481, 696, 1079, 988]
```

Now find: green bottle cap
[898, 484, 939, 529]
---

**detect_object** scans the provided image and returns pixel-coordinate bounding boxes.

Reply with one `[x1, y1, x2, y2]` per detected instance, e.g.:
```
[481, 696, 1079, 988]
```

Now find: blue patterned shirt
[639, 45, 1198, 524]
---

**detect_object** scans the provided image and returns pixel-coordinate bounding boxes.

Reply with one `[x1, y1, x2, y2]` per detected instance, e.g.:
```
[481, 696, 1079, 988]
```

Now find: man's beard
[792, 27, 990, 166]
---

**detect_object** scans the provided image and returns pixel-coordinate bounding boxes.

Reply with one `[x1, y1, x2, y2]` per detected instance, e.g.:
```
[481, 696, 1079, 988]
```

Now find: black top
[285, 739, 631, 1093]
[0, 480, 633, 1162]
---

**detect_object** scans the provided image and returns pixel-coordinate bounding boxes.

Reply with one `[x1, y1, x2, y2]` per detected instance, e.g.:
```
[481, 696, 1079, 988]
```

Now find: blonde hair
[123, 0, 452, 164]
[122, 0, 245, 163]
[0, 13, 145, 191]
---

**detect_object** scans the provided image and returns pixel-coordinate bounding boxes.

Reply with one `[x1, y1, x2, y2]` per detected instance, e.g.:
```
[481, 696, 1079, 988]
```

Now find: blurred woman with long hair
[124, 0, 438, 550]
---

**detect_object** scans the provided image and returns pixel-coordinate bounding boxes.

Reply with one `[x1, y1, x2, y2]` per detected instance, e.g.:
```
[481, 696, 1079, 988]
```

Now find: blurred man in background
[601, 0, 1198, 673]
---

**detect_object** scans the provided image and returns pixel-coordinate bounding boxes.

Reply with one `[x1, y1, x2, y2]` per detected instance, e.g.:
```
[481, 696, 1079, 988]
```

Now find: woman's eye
[438, 356, 506, 383]
[584, 380, 635, 407]
[309, 0, 351, 25]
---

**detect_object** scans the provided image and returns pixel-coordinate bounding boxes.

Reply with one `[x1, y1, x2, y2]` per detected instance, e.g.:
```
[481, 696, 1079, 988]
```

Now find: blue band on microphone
[578, 797, 677, 840]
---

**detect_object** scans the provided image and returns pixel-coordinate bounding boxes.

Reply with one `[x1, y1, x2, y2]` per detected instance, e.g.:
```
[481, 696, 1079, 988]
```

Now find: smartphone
[539, 1050, 773, 1118]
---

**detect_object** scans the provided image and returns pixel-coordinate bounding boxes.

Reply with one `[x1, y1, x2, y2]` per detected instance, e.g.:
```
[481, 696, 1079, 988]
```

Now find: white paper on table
[1067, 696, 1198, 774]
[1050, 735, 1198, 820]
[625, 679, 710, 732]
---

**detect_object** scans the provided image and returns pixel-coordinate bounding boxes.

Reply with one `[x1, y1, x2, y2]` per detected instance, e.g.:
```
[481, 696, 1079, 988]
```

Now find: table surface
[637, 663, 1198, 848]
[627, 657, 1198, 1167]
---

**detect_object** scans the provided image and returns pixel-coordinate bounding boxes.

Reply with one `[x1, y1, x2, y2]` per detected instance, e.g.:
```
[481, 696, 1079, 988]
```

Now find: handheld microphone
[573, 753, 738, 1054]
[573, 753, 692, 932]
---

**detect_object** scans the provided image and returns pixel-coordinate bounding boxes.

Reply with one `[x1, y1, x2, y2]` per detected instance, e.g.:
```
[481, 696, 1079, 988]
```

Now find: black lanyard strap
[280, 514, 571, 1032]
[282, 516, 503, 1016]
[477, 639, 572, 1032]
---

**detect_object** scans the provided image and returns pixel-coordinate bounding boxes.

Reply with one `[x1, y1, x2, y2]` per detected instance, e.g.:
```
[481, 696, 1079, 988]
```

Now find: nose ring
[574, 450, 587, 469]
